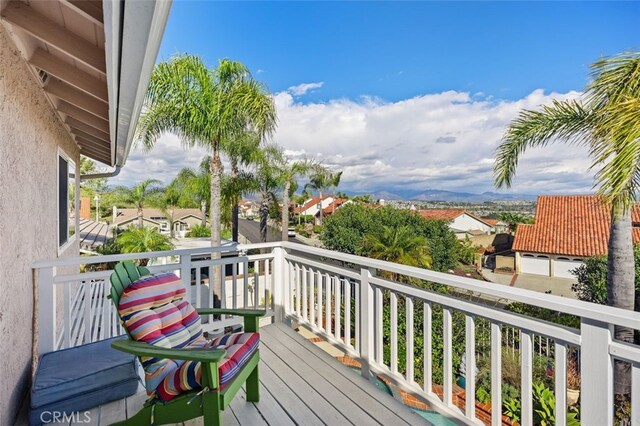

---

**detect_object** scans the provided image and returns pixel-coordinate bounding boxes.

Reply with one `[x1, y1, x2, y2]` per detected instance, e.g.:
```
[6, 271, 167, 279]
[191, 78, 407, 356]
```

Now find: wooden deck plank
[261, 325, 382, 425]
[98, 397, 126, 424]
[258, 360, 324, 426]
[259, 343, 351, 424]
[228, 387, 268, 426]
[273, 322, 424, 424]
[248, 381, 296, 426]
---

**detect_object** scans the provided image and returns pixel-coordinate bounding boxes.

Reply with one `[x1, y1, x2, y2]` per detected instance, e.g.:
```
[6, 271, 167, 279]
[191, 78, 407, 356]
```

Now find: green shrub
[503, 383, 580, 426]
[186, 224, 211, 238]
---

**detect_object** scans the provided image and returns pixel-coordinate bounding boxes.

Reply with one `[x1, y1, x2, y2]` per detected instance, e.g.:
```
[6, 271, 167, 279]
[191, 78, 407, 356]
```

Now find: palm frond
[494, 99, 593, 188]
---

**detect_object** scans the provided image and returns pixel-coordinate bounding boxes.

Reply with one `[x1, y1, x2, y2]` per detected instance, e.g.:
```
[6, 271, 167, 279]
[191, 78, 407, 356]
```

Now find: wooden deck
[78, 219, 112, 251]
[83, 322, 428, 425]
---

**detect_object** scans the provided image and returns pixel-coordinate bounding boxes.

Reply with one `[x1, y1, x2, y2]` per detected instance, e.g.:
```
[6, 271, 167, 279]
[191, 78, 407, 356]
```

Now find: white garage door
[521, 254, 550, 276]
[554, 257, 583, 279]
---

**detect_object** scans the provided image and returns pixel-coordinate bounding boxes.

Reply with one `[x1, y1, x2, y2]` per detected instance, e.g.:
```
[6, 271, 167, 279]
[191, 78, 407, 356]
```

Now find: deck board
[87, 323, 427, 425]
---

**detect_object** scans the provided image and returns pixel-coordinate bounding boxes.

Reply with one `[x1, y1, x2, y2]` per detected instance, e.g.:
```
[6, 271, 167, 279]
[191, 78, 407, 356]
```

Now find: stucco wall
[0, 26, 80, 424]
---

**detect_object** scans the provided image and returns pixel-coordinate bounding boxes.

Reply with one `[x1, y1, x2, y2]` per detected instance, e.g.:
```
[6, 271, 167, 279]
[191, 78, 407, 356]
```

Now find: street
[238, 218, 303, 245]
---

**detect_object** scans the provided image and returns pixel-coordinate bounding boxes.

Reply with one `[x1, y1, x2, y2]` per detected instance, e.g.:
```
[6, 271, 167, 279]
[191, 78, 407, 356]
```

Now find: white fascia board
[104, 0, 172, 167]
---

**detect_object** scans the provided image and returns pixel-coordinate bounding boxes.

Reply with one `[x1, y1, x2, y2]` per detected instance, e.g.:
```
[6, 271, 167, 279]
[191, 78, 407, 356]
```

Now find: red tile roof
[418, 209, 493, 226]
[294, 195, 332, 214]
[322, 198, 348, 215]
[418, 209, 466, 221]
[513, 195, 640, 257]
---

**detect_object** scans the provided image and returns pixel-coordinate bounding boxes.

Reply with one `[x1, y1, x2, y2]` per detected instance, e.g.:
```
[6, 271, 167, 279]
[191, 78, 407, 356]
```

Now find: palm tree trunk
[137, 207, 143, 228]
[200, 200, 207, 227]
[210, 144, 223, 299]
[318, 190, 323, 225]
[282, 181, 291, 241]
[260, 192, 269, 243]
[170, 209, 175, 239]
[607, 208, 635, 395]
[231, 159, 239, 243]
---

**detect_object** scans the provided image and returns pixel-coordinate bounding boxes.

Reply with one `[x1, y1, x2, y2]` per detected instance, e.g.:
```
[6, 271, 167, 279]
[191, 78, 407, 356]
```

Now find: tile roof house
[514, 195, 640, 278]
[113, 207, 206, 236]
[418, 209, 495, 238]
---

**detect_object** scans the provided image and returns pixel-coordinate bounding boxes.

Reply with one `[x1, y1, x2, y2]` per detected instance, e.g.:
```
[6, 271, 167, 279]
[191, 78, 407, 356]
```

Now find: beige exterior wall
[0, 27, 80, 424]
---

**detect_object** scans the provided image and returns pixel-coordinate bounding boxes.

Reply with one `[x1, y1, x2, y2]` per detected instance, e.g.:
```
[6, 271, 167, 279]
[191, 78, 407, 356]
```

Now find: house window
[58, 151, 76, 249]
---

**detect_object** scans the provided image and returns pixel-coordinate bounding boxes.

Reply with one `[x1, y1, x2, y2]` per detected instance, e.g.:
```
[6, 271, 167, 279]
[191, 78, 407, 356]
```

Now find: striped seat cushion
[118, 273, 205, 397]
[155, 332, 260, 402]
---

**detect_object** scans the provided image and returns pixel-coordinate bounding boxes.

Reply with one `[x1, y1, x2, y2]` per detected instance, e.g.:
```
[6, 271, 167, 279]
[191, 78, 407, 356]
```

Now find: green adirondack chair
[108, 260, 265, 426]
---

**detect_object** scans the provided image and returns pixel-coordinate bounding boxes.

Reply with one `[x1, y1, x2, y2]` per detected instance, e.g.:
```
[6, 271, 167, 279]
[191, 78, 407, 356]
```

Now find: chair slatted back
[109, 261, 151, 316]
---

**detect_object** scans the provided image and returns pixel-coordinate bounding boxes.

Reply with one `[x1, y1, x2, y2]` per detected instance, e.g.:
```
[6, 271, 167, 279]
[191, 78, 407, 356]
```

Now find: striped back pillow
[117, 272, 204, 395]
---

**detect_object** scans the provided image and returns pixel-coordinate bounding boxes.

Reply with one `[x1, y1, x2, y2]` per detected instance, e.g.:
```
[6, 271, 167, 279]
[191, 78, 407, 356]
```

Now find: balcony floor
[83, 322, 427, 425]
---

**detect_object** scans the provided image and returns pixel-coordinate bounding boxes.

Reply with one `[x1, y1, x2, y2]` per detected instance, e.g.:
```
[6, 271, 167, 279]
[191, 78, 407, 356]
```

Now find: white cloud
[112, 88, 595, 197]
[287, 82, 324, 96]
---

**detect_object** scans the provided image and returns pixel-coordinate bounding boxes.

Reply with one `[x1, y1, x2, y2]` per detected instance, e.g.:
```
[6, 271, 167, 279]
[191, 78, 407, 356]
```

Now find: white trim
[57, 147, 77, 255]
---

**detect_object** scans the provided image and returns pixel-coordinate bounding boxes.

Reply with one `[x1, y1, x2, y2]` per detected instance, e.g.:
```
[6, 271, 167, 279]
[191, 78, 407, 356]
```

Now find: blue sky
[159, 1, 638, 102]
[116, 1, 640, 197]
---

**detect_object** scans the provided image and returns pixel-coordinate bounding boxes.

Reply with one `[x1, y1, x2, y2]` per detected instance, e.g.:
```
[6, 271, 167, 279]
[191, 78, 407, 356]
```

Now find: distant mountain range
[345, 189, 537, 202]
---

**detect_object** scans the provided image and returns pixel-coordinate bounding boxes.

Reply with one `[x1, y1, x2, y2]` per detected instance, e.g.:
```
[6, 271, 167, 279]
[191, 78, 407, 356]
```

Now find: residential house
[482, 218, 509, 234]
[112, 207, 206, 236]
[294, 195, 335, 217]
[0, 0, 170, 422]
[514, 195, 640, 278]
[418, 209, 494, 238]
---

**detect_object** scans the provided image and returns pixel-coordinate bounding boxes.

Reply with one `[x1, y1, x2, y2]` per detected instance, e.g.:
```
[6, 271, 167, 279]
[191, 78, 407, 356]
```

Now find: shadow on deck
[75, 323, 430, 425]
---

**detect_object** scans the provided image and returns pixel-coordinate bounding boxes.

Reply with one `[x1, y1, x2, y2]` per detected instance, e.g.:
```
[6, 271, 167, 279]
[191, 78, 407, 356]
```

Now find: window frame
[57, 148, 78, 254]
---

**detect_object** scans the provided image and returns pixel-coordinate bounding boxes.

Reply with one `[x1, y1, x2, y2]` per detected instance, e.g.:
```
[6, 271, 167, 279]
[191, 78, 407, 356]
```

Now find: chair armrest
[111, 340, 226, 363]
[196, 308, 267, 317]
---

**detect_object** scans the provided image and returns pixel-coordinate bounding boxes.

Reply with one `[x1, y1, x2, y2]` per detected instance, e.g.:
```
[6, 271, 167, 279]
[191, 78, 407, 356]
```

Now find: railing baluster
[555, 342, 567, 426]
[243, 259, 249, 309]
[465, 315, 476, 420]
[580, 319, 613, 426]
[63, 282, 70, 349]
[317, 270, 323, 330]
[390, 292, 398, 374]
[325, 273, 331, 335]
[375, 286, 383, 365]
[345, 280, 351, 348]
[83, 281, 91, 345]
[491, 322, 502, 426]
[195, 267, 201, 309]
[355, 281, 360, 353]
[309, 267, 315, 324]
[521, 330, 533, 426]
[253, 265, 259, 309]
[424, 302, 432, 394]
[295, 264, 301, 316]
[359, 268, 374, 380]
[443, 307, 453, 406]
[335, 277, 341, 342]
[232, 263, 237, 309]
[302, 266, 308, 320]
[406, 296, 414, 383]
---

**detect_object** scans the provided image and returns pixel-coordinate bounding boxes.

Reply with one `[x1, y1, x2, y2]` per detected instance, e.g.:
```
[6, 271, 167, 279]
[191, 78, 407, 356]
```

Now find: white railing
[34, 241, 640, 426]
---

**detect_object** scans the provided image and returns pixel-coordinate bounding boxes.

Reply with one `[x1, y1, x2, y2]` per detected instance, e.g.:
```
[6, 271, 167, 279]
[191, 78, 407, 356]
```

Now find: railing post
[37, 266, 56, 355]
[273, 245, 286, 323]
[180, 253, 192, 303]
[580, 318, 614, 426]
[359, 267, 375, 380]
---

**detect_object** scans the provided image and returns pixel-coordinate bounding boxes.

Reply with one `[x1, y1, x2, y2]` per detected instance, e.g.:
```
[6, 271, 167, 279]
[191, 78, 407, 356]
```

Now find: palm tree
[115, 179, 161, 227]
[304, 168, 332, 224]
[498, 212, 532, 233]
[117, 227, 174, 266]
[223, 132, 261, 242]
[182, 157, 213, 227]
[358, 225, 431, 281]
[494, 52, 640, 394]
[138, 55, 276, 294]
[252, 146, 284, 243]
[273, 155, 316, 240]
[329, 171, 343, 214]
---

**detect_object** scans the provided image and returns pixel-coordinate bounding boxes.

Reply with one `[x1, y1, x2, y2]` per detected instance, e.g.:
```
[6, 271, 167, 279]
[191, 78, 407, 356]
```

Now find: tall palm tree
[273, 155, 316, 240]
[304, 168, 332, 224]
[223, 132, 261, 242]
[358, 225, 431, 281]
[494, 52, 640, 394]
[138, 55, 276, 294]
[115, 179, 161, 227]
[117, 227, 174, 266]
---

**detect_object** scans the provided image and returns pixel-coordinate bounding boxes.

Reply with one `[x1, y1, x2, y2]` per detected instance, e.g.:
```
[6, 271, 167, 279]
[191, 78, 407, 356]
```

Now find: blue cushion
[30, 337, 139, 426]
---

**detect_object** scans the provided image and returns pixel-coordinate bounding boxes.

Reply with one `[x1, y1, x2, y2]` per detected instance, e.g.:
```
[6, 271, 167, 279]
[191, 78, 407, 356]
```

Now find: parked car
[288, 227, 296, 237]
